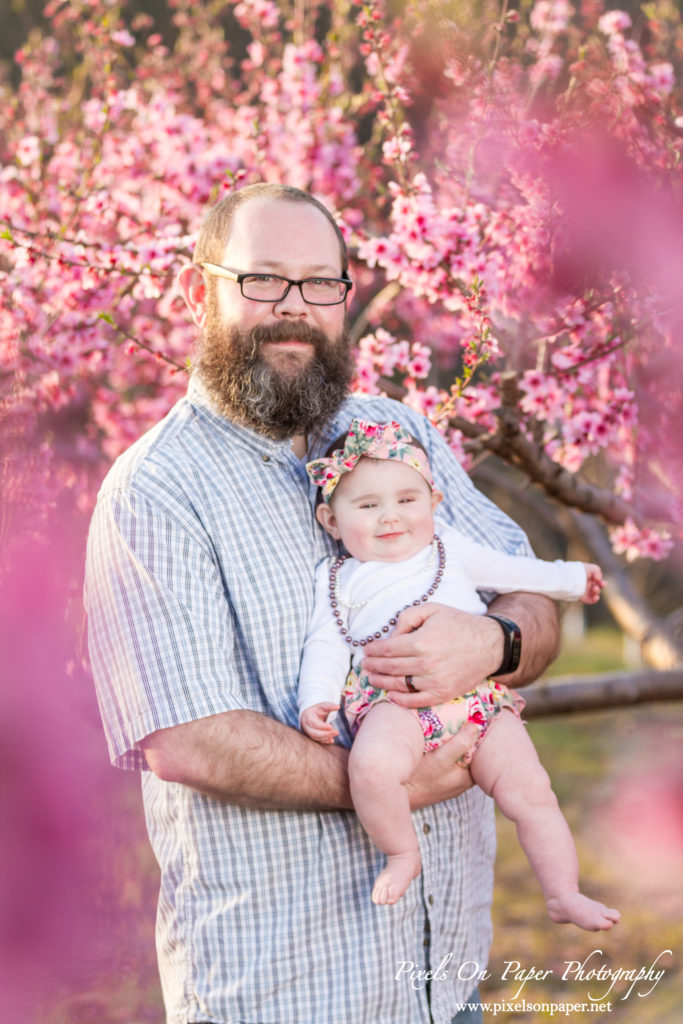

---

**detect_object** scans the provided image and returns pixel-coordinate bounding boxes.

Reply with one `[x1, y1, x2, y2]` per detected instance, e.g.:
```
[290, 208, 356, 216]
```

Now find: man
[86, 183, 559, 1024]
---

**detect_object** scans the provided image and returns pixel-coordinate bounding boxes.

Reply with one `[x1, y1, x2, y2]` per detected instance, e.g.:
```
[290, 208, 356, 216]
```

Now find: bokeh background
[2, 2, 682, 1022]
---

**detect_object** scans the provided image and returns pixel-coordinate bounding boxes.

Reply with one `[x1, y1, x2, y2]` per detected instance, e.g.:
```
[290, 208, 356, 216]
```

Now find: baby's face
[316, 457, 442, 563]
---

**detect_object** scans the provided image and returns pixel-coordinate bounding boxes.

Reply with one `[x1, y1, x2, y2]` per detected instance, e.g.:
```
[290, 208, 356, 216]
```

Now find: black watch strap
[486, 614, 522, 676]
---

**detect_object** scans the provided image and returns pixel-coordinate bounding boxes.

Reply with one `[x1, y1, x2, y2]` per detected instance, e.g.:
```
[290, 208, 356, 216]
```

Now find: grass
[547, 619, 640, 677]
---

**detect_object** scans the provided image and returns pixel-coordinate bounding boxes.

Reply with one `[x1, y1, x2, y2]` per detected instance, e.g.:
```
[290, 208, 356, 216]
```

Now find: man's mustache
[250, 321, 332, 350]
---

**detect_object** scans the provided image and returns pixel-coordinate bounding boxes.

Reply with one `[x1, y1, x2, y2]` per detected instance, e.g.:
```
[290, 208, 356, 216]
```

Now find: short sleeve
[85, 486, 250, 770]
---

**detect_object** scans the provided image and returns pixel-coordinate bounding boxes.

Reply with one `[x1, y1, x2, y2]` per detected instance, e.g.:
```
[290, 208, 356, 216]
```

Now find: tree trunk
[568, 510, 683, 669]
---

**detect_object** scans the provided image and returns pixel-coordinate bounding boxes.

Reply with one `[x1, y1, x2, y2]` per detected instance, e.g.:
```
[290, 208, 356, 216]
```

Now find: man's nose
[274, 282, 308, 316]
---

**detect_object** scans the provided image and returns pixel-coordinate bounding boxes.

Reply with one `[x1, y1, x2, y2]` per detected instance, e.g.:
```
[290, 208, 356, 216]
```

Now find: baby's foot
[546, 891, 620, 931]
[372, 851, 421, 906]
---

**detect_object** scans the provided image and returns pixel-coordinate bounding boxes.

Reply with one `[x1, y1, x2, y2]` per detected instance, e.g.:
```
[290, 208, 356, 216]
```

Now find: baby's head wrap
[306, 418, 433, 503]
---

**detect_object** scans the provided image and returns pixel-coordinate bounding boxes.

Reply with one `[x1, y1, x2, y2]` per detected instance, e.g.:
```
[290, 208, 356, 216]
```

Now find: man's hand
[361, 593, 560, 709]
[406, 721, 478, 809]
[361, 603, 504, 708]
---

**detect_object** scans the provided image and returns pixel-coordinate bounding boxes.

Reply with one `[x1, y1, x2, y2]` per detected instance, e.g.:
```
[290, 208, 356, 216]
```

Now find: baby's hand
[300, 703, 340, 744]
[581, 563, 605, 604]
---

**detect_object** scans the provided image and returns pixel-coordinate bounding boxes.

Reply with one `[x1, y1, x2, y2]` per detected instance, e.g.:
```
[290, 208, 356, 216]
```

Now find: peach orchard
[2, 4, 683, 1015]
[2, 0, 682, 639]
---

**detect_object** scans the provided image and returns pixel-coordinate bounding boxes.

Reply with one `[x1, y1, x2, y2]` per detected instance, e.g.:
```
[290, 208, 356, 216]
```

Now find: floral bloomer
[342, 666, 525, 766]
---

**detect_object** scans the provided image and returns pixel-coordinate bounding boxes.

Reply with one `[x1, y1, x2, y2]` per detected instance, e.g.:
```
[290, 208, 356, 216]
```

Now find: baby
[299, 418, 620, 931]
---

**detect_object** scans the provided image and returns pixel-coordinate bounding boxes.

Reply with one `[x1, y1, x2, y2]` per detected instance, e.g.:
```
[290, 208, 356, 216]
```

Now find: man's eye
[306, 278, 340, 292]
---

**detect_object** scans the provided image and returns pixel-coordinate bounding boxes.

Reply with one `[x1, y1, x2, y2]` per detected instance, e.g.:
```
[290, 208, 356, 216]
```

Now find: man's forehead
[222, 197, 342, 266]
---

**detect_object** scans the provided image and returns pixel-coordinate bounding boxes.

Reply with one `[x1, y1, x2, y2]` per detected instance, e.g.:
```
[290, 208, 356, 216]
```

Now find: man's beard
[195, 312, 353, 441]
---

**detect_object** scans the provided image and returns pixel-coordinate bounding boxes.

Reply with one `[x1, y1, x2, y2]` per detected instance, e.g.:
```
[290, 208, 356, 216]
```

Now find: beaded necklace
[328, 534, 446, 647]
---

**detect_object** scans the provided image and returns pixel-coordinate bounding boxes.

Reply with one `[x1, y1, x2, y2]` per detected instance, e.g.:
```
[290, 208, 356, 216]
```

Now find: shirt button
[423, 937, 430, 948]
[423, 823, 431, 835]
[428, 894, 434, 906]
[261, 455, 271, 462]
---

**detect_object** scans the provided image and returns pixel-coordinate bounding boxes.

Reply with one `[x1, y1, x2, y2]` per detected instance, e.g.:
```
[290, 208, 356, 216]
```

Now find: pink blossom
[0, 0, 680, 577]
[530, 1, 574, 37]
[15, 134, 41, 166]
[111, 29, 135, 47]
[610, 521, 673, 562]
[648, 63, 675, 97]
[598, 10, 632, 37]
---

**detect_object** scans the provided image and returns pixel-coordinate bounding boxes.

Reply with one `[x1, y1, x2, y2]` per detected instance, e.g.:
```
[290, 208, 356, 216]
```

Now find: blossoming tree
[1, 0, 682, 685]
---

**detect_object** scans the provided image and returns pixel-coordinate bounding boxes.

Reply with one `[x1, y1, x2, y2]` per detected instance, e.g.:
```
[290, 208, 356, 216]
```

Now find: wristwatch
[486, 614, 522, 676]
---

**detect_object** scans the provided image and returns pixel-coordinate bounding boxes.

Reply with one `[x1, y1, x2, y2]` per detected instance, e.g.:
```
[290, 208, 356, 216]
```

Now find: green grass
[548, 624, 629, 677]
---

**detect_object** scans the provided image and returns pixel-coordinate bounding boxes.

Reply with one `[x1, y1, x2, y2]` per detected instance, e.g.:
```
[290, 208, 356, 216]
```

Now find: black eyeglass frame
[199, 262, 352, 306]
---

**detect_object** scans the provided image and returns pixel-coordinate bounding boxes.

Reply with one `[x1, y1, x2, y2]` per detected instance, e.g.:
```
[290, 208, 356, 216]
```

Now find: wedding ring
[405, 675, 417, 692]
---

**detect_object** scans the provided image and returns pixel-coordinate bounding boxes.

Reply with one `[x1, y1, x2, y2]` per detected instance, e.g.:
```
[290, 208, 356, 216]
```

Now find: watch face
[509, 628, 522, 670]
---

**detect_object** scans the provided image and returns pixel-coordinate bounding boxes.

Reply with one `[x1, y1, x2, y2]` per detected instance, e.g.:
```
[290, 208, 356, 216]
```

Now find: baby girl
[299, 418, 620, 931]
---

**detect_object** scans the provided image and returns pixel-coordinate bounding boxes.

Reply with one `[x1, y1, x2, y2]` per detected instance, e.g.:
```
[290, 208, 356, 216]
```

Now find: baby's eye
[359, 502, 377, 509]
[399, 497, 416, 503]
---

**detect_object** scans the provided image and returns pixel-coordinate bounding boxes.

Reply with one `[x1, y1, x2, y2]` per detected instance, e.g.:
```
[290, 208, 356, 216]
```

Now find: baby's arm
[581, 563, 605, 604]
[301, 702, 341, 744]
[298, 558, 349, 733]
[450, 526, 601, 603]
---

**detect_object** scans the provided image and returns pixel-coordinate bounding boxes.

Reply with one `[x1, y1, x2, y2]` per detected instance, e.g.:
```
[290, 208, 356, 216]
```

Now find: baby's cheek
[346, 523, 375, 560]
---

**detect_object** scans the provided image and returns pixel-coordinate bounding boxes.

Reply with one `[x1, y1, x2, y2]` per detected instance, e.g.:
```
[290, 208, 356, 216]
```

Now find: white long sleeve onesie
[298, 521, 586, 718]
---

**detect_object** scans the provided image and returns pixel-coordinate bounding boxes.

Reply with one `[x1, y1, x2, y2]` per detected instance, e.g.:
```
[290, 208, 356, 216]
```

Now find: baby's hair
[314, 425, 430, 506]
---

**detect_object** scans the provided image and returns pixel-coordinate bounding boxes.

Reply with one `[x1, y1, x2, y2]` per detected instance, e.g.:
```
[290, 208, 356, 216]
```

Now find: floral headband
[306, 418, 433, 502]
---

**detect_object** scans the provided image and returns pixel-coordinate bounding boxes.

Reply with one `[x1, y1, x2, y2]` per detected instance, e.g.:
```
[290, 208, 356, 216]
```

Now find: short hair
[192, 183, 349, 273]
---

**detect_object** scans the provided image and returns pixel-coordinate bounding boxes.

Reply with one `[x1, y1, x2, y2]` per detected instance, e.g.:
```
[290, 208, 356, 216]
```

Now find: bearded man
[85, 183, 559, 1024]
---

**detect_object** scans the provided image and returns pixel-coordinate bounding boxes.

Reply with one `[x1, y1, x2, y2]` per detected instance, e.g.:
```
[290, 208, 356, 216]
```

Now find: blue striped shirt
[85, 377, 532, 1024]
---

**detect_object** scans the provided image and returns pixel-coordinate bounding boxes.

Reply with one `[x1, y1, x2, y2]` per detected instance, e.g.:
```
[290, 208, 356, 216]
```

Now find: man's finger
[361, 633, 420, 659]
[389, 603, 433, 635]
[441, 721, 479, 763]
[389, 689, 441, 709]
[361, 654, 421, 679]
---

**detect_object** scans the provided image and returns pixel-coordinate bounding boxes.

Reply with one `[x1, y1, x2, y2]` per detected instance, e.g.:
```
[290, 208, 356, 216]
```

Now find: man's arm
[141, 708, 476, 811]
[360, 592, 560, 709]
[490, 592, 561, 686]
[141, 711, 352, 810]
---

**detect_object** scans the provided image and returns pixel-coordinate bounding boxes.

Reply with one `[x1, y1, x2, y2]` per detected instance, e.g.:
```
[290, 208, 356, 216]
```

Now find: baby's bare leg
[349, 701, 425, 905]
[471, 711, 620, 931]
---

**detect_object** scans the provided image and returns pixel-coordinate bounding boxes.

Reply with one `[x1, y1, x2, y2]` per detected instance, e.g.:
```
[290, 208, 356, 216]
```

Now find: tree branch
[523, 670, 683, 717]
[349, 280, 402, 347]
[377, 370, 639, 525]
[451, 371, 637, 524]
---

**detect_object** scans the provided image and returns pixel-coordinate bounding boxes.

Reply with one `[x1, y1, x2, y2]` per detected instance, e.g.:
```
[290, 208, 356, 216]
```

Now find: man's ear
[177, 264, 208, 328]
[316, 502, 342, 539]
[431, 489, 444, 512]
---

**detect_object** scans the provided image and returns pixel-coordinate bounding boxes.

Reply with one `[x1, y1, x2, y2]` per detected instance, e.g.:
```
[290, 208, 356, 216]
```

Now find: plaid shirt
[85, 377, 532, 1024]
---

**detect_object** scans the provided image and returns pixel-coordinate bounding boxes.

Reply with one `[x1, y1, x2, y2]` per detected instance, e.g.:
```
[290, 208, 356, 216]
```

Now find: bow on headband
[306, 418, 434, 502]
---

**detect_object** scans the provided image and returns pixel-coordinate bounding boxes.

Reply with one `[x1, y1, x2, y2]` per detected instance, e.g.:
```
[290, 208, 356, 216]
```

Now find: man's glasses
[199, 263, 352, 306]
